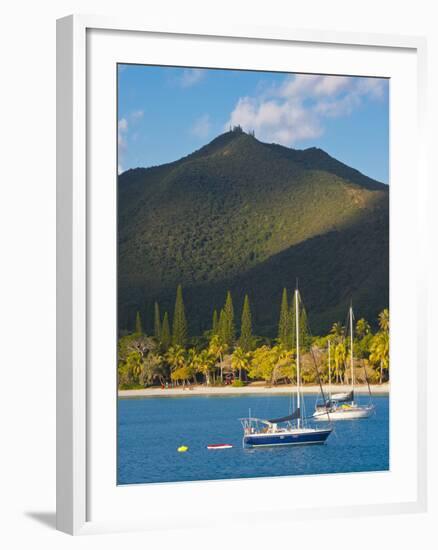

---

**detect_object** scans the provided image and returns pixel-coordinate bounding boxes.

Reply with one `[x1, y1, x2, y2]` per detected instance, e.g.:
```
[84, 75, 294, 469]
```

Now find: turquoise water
[117, 394, 389, 485]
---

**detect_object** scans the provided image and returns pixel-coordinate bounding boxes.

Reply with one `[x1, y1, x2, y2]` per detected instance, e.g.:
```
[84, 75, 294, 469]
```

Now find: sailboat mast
[350, 306, 354, 393]
[328, 339, 331, 399]
[295, 289, 301, 429]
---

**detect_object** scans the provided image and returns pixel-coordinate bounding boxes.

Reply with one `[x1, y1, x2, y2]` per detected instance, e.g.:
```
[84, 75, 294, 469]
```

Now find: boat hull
[313, 405, 374, 421]
[243, 428, 332, 448]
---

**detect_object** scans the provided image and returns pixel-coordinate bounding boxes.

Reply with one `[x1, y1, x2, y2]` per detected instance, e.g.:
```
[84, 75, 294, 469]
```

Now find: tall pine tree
[290, 290, 308, 351]
[161, 312, 171, 351]
[223, 290, 235, 347]
[172, 284, 187, 347]
[135, 311, 143, 334]
[239, 294, 253, 352]
[290, 291, 297, 349]
[154, 301, 161, 341]
[218, 308, 228, 347]
[212, 309, 218, 335]
[300, 304, 308, 350]
[278, 288, 291, 348]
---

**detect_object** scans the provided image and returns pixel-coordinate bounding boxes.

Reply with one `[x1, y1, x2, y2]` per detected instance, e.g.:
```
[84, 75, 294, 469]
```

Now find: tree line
[118, 284, 389, 389]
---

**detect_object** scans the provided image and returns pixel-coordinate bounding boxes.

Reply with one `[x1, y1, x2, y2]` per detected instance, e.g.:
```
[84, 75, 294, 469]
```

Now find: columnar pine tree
[223, 290, 235, 347]
[212, 309, 218, 335]
[172, 284, 187, 347]
[161, 312, 171, 351]
[290, 292, 295, 350]
[278, 288, 291, 348]
[290, 291, 308, 350]
[154, 301, 161, 341]
[218, 308, 228, 347]
[135, 311, 143, 334]
[300, 305, 308, 349]
[239, 294, 253, 352]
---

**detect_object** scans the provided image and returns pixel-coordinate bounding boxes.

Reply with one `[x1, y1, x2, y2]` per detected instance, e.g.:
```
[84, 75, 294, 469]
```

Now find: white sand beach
[118, 383, 389, 398]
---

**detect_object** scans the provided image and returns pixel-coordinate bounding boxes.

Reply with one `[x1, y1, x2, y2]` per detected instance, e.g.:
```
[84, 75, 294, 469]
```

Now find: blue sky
[118, 65, 389, 183]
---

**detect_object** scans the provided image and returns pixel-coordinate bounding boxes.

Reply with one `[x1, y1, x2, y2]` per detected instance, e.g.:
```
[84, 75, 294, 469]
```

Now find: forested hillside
[118, 127, 389, 337]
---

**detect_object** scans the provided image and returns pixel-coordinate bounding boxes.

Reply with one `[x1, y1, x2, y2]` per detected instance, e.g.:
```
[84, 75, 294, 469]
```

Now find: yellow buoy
[177, 445, 188, 453]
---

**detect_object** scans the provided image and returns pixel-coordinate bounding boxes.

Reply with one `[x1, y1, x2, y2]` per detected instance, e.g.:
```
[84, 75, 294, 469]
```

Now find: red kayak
[207, 443, 233, 450]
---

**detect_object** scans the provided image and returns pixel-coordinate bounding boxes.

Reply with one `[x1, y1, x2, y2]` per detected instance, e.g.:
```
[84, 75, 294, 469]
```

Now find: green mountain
[118, 128, 389, 337]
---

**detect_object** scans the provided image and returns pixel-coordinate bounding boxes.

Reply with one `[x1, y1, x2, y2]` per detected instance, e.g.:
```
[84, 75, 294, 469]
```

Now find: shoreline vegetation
[118, 383, 390, 399]
[118, 284, 389, 392]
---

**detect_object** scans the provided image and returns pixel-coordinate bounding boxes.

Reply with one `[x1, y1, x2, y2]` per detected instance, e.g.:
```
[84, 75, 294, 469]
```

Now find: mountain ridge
[118, 129, 388, 336]
[120, 129, 386, 191]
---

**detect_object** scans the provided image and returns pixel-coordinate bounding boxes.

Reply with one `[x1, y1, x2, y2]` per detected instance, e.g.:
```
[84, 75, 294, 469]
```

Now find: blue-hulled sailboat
[240, 288, 332, 448]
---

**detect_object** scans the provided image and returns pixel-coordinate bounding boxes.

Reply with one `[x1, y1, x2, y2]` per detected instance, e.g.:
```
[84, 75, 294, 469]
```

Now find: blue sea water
[117, 394, 389, 485]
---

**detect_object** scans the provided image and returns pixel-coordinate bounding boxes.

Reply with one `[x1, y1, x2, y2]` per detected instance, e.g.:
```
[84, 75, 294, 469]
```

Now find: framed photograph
[57, 15, 427, 535]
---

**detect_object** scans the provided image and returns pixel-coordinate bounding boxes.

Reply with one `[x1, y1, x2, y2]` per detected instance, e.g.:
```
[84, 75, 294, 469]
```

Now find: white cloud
[180, 68, 204, 88]
[225, 74, 386, 146]
[118, 110, 144, 170]
[314, 93, 361, 118]
[228, 97, 322, 144]
[118, 110, 144, 147]
[118, 120, 128, 175]
[130, 109, 144, 121]
[279, 74, 351, 99]
[118, 117, 128, 149]
[191, 114, 212, 139]
[356, 77, 386, 99]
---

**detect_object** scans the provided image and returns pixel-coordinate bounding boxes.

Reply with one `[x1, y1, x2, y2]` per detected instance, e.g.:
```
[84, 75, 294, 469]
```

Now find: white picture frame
[57, 14, 428, 535]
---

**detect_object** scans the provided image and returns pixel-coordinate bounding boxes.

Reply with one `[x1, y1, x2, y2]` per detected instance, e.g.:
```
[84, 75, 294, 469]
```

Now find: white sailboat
[241, 288, 332, 447]
[313, 305, 374, 421]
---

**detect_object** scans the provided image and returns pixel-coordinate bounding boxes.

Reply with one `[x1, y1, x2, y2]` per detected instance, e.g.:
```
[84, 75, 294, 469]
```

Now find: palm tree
[378, 309, 389, 333]
[333, 340, 347, 383]
[186, 348, 200, 384]
[208, 334, 227, 382]
[165, 346, 186, 385]
[231, 346, 251, 381]
[355, 318, 371, 340]
[330, 322, 344, 340]
[197, 348, 216, 385]
[369, 331, 389, 384]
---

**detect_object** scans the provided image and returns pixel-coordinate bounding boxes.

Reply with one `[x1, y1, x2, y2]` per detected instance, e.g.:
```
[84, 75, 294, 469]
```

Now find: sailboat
[313, 305, 374, 421]
[240, 288, 332, 448]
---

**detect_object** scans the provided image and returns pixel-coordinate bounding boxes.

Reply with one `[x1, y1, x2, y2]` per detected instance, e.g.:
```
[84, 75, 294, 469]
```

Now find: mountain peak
[187, 126, 257, 160]
[118, 127, 388, 335]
